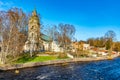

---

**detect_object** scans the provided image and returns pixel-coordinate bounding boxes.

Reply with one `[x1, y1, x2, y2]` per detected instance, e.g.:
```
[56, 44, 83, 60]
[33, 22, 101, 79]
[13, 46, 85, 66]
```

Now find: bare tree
[104, 30, 116, 54]
[56, 23, 76, 53]
[0, 8, 28, 64]
[44, 25, 57, 51]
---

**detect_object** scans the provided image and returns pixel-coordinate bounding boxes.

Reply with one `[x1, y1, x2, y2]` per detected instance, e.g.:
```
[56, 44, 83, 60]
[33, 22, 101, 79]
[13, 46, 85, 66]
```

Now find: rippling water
[1, 58, 120, 80]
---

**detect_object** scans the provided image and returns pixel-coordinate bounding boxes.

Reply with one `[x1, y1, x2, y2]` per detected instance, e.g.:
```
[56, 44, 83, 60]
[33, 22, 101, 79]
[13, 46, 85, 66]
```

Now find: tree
[87, 38, 95, 46]
[0, 8, 28, 64]
[104, 30, 116, 54]
[87, 37, 107, 48]
[43, 25, 57, 51]
[113, 42, 120, 52]
[56, 23, 76, 52]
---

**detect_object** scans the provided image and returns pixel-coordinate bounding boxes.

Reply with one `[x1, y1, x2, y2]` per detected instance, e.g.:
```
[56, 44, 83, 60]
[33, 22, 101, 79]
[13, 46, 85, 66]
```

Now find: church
[24, 9, 63, 52]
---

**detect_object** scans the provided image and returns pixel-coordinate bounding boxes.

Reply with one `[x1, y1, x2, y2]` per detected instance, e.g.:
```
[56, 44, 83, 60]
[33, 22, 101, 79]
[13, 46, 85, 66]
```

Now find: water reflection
[0, 58, 120, 80]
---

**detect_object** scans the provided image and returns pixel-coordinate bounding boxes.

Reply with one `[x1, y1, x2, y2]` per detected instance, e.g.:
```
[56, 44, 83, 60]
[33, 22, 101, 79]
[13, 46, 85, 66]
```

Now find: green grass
[16, 55, 58, 63]
[14, 52, 70, 64]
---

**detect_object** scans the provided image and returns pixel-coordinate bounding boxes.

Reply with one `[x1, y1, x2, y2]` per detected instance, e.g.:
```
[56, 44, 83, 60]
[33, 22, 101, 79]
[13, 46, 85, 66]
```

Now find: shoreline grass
[15, 55, 58, 63]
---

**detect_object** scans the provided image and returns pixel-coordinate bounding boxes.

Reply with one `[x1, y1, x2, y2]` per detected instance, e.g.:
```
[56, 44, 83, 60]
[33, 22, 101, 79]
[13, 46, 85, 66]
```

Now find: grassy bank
[15, 53, 68, 64]
[16, 55, 58, 63]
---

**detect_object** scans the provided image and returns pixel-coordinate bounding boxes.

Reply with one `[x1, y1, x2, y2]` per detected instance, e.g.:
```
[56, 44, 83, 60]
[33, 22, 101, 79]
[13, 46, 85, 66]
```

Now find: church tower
[25, 9, 41, 52]
[28, 9, 40, 43]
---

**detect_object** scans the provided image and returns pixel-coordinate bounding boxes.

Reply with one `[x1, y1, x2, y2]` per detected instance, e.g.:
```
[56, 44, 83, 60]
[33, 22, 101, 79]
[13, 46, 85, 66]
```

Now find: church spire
[32, 8, 37, 16]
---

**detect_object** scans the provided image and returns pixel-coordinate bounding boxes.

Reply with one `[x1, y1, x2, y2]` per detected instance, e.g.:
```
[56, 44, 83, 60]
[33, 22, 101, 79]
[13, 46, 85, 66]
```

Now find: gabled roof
[41, 34, 52, 42]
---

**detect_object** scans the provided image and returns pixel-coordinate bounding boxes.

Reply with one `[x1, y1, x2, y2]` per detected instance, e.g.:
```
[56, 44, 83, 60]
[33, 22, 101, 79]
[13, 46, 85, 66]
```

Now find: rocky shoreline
[0, 56, 119, 71]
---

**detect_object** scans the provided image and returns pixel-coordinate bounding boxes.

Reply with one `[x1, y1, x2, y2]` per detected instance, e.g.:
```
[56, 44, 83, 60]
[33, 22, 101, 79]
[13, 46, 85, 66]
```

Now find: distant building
[72, 41, 90, 51]
[72, 42, 83, 51]
[51, 41, 63, 52]
[83, 44, 90, 50]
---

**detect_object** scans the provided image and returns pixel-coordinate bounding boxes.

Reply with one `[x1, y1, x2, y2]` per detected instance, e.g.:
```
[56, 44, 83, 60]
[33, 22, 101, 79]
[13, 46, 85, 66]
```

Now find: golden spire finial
[32, 8, 37, 16]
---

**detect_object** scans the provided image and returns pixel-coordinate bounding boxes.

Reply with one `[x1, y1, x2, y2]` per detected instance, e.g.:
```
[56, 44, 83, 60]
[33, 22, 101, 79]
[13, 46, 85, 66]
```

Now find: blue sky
[0, 0, 120, 41]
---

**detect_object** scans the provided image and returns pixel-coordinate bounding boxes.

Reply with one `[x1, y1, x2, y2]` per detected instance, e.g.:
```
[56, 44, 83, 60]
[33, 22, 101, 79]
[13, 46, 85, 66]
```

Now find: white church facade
[24, 9, 62, 52]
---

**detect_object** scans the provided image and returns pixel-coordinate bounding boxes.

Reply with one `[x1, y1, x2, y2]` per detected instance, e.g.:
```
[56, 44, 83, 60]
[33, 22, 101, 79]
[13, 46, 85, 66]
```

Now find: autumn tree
[87, 38, 95, 46]
[104, 30, 116, 54]
[113, 42, 120, 52]
[87, 37, 105, 47]
[0, 8, 28, 64]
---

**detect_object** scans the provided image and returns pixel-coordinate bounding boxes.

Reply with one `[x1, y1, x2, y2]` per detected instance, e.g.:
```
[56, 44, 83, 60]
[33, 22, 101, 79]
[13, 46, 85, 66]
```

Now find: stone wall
[0, 57, 108, 71]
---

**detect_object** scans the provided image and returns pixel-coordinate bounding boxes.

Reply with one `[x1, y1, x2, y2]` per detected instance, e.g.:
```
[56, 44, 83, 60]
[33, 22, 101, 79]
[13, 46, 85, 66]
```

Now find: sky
[0, 0, 120, 41]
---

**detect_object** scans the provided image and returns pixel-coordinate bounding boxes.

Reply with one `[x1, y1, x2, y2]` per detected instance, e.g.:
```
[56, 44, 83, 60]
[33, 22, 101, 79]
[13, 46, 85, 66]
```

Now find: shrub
[58, 52, 68, 59]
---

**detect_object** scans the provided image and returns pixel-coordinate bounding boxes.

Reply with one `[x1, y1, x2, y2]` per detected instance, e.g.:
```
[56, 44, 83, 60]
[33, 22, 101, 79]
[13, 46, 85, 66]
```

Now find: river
[0, 57, 120, 80]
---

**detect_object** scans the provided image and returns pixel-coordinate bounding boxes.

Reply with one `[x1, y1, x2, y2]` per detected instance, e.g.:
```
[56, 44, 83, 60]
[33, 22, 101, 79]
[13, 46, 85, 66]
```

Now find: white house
[51, 41, 63, 52]
[83, 43, 90, 50]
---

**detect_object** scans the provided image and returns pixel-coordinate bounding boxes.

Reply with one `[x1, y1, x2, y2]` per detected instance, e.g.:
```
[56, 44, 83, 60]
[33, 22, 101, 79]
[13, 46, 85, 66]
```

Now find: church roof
[41, 34, 52, 42]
